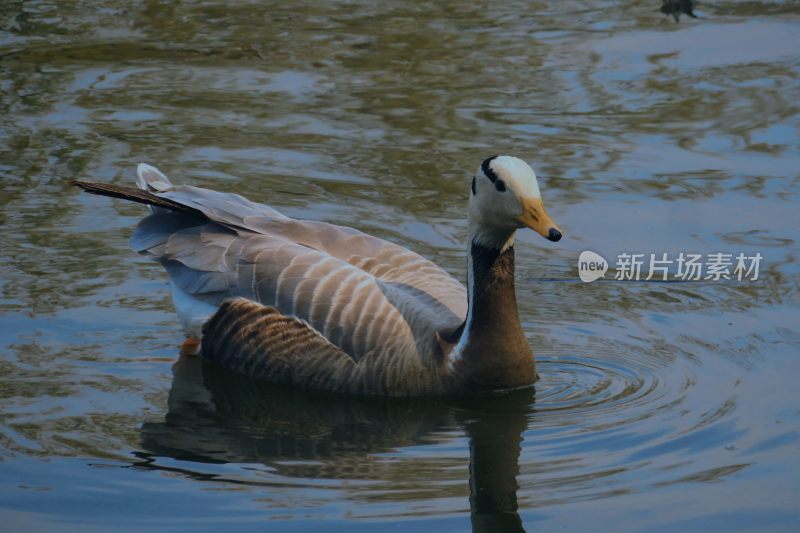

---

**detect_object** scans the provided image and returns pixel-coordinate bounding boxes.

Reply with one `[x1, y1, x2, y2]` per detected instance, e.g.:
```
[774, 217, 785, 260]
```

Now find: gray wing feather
[130, 166, 467, 365]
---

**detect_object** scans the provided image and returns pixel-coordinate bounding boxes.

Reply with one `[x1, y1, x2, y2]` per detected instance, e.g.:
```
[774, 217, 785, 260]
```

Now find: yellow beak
[517, 197, 563, 242]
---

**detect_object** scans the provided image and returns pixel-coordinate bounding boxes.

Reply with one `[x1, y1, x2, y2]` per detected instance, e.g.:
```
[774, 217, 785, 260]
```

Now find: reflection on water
[1, 0, 799, 530]
[142, 356, 530, 532]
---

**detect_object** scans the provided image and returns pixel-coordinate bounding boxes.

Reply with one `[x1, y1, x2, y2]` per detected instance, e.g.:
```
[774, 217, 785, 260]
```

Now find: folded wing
[130, 165, 467, 366]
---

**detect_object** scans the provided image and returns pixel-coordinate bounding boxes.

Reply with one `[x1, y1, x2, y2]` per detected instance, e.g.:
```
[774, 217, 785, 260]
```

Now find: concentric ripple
[535, 349, 682, 419]
[505, 316, 757, 511]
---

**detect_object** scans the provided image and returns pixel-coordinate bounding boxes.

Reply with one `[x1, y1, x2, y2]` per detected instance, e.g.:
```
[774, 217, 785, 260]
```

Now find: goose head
[468, 155, 562, 250]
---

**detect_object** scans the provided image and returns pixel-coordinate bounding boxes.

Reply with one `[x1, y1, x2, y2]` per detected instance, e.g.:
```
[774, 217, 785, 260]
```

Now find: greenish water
[1, 1, 799, 531]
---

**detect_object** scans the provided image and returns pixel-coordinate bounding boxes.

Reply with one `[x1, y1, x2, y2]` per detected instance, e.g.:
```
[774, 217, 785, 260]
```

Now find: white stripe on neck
[448, 244, 474, 369]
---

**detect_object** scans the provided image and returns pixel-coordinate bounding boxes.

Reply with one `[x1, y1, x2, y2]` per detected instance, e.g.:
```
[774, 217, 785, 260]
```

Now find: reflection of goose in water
[140, 356, 532, 531]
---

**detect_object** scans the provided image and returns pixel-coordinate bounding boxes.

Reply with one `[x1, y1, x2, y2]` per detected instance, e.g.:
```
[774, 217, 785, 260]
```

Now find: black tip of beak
[547, 228, 562, 242]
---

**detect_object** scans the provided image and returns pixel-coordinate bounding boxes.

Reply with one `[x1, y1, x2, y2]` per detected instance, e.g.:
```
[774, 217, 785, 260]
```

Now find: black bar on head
[481, 155, 499, 183]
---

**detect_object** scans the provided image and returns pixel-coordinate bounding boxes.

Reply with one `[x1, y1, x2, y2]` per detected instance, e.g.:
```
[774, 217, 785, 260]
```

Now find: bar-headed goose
[73, 155, 562, 396]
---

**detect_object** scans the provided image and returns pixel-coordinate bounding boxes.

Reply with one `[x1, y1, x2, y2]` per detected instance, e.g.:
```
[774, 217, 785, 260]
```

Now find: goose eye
[471, 176, 476, 195]
[495, 179, 506, 192]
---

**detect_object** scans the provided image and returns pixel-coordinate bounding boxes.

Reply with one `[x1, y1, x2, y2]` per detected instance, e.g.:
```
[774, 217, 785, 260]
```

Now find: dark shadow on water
[139, 355, 533, 532]
[660, 0, 698, 21]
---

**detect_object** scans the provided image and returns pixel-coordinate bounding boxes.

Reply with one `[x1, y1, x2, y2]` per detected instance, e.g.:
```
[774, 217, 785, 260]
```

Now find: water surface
[1, 1, 799, 531]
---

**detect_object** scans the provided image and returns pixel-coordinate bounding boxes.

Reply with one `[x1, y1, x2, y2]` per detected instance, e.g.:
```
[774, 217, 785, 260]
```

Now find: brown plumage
[453, 245, 538, 391]
[72, 157, 562, 396]
[202, 298, 451, 395]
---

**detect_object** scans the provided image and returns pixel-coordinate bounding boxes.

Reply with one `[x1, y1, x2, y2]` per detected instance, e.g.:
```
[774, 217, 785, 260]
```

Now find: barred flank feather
[200, 298, 455, 396]
[201, 298, 357, 391]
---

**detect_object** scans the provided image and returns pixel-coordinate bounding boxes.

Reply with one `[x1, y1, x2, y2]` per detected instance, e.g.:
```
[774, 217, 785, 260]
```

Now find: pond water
[1, 1, 799, 531]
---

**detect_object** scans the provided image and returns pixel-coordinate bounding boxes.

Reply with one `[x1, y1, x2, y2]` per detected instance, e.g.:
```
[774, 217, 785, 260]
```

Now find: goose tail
[70, 163, 206, 220]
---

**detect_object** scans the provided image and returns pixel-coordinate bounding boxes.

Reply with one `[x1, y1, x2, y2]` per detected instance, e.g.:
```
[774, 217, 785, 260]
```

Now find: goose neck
[448, 239, 537, 390]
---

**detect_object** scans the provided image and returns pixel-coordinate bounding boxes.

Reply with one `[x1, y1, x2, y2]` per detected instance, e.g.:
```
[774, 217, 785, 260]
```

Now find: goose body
[73, 156, 562, 396]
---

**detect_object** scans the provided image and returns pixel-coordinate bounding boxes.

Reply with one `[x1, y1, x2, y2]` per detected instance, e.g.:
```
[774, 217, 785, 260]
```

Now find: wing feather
[128, 172, 466, 366]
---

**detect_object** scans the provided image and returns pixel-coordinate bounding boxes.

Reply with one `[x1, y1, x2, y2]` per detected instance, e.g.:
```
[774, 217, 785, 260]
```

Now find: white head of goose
[72, 155, 562, 396]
